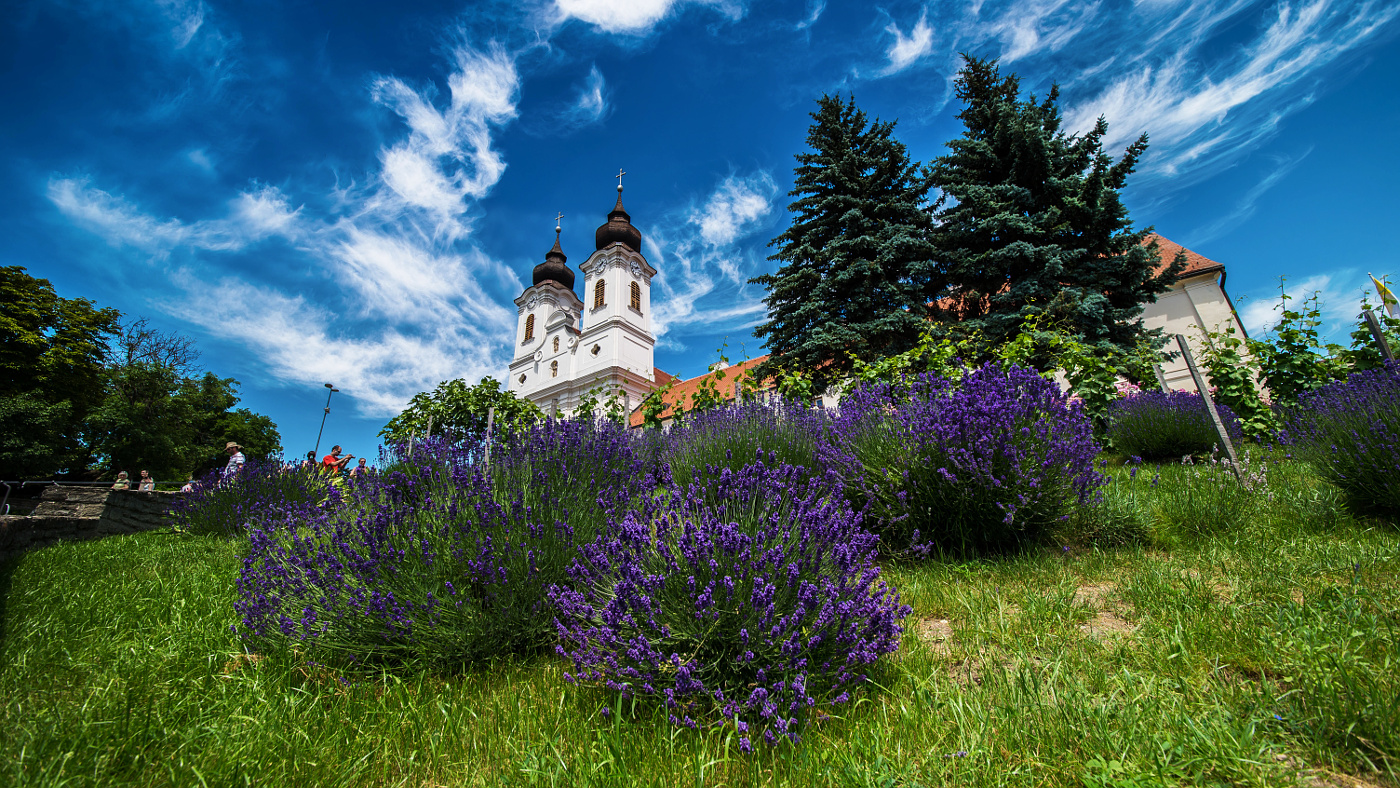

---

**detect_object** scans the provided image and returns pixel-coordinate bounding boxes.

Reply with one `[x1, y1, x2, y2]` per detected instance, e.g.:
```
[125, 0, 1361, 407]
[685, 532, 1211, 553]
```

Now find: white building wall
[1140, 270, 1255, 393]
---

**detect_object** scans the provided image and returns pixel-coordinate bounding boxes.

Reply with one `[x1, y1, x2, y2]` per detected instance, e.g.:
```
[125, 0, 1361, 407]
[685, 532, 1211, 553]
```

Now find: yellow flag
[1371, 273, 1399, 319]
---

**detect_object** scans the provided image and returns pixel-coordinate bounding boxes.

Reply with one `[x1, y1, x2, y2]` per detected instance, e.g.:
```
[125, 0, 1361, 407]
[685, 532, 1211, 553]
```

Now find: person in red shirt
[321, 445, 353, 475]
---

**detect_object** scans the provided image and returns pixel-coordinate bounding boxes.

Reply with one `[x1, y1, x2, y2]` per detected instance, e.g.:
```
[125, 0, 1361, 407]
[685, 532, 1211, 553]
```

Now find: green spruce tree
[927, 56, 1183, 359]
[752, 94, 937, 392]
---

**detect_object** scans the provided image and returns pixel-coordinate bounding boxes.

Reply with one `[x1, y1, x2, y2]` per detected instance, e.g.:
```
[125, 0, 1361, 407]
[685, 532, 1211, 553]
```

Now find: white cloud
[553, 0, 744, 34]
[169, 277, 503, 415]
[49, 37, 525, 418]
[48, 177, 248, 253]
[1238, 271, 1366, 341]
[370, 42, 519, 236]
[691, 172, 777, 246]
[883, 10, 934, 74]
[1066, 0, 1400, 182]
[648, 172, 775, 339]
[232, 185, 301, 240]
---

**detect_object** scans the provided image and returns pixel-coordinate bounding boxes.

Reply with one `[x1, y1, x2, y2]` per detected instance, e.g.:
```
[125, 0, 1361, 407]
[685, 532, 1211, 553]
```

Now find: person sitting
[321, 445, 353, 476]
[349, 457, 369, 478]
[137, 470, 155, 491]
[301, 450, 317, 470]
[111, 471, 130, 490]
[180, 474, 195, 493]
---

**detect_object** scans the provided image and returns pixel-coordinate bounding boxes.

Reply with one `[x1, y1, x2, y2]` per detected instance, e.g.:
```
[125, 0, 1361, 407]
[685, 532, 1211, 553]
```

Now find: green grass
[2, 460, 1397, 787]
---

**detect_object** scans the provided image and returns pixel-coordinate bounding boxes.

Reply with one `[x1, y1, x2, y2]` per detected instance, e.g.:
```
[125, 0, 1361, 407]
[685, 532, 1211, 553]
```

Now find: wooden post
[484, 406, 495, 467]
[425, 414, 434, 441]
[1175, 334, 1244, 482]
[407, 431, 415, 459]
[1363, 309, 1396, 363]
[1152, 362, 1170, 393]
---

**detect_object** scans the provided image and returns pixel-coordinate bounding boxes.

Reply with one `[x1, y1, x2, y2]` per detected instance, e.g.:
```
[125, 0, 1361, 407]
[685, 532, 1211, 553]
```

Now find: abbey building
[507, 184, 661, 417]
[506, 183, 1251, 422]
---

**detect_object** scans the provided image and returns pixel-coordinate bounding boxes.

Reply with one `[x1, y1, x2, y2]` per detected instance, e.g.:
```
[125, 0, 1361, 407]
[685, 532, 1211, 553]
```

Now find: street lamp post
[313, 383, 338, 459]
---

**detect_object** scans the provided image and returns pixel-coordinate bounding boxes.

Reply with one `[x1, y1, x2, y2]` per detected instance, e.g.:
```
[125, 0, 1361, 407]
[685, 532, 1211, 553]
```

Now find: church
[506, 182, 1252, 424]
[506, 181, 664, 418]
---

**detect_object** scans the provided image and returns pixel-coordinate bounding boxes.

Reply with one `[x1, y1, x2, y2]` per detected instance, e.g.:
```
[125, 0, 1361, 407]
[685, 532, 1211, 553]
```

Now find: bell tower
[507, 215, 584, 411]
[572, 174, 657, 413]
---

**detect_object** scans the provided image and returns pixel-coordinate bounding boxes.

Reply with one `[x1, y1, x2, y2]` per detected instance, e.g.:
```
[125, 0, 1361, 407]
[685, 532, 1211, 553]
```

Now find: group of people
[110, 470, 157, 491]
[301, 445, 369, 478]
[109, 441, 370, 492]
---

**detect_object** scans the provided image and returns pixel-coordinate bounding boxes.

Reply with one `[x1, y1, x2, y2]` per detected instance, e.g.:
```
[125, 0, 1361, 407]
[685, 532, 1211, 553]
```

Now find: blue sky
[4, 0, 1399, 464]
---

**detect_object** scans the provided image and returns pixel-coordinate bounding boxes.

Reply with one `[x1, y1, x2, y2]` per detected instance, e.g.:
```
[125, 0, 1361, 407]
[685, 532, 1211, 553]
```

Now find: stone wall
[0, 485, 177, 562]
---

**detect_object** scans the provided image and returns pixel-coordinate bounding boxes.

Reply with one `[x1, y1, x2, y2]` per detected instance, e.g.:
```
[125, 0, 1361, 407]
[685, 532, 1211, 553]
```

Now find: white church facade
[507, 184, 660, 417]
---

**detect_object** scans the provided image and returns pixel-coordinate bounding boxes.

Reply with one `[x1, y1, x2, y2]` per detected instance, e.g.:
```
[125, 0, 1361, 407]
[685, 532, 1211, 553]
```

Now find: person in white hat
[224, 441, 246, 476]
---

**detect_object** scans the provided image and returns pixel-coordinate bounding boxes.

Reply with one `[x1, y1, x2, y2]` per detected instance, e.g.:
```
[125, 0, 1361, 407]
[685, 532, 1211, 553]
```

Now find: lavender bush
[824, 363, 1104, 554]
[234, 419, 646, 665]
[171, 459, 329, 536]
[664, 399, 828, 490]
[1281, 363, 1400, 516]
[552, 461, 908, 747]
[1106, 390, 1243, 461]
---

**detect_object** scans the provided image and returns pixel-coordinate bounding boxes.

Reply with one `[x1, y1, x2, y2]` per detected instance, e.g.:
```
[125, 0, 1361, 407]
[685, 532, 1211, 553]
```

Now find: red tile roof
[1146, 233, 1224, 278]
[628, 355, 770, 428]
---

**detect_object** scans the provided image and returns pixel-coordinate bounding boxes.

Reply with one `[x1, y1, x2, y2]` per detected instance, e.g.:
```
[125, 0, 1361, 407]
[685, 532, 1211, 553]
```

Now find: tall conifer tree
[752, 94, 936, 391]
[927, 56, 1183, 357]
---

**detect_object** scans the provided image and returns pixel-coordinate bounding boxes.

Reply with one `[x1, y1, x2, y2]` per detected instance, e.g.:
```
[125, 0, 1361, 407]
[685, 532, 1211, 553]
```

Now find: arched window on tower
[551, 359, 559, 378]
[553, 336, 559, 352]
[523, 313, 535, 343]
[593, 279, 606, 308]
[630, 281, 641, 312]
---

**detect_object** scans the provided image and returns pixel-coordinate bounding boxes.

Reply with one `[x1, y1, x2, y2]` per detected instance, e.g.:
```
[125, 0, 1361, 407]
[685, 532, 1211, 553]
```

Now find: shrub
[1106, 390, 1243, 461]
[552, 461, 908, 748]
[233, 419, 645, 665]
[170, 460, 328, 536]
[664, 399, 827, 490]
[1280, 363, 1400, 516]
[823, 363, 1104, 554]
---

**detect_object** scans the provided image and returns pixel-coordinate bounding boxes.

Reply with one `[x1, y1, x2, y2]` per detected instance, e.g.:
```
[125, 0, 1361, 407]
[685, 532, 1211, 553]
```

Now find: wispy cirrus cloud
[1237, 271, 1370, 340]
[49, 36, 524, 417]
[1188, 148, 1311, 243]
[1064, 0, 1400, 183]
[561, 64, 611, 127]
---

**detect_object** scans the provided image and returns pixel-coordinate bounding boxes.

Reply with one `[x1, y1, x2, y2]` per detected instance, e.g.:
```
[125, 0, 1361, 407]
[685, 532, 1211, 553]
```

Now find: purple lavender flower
[1106, 390, 1243, 461]
[551, 460, 909, 745]
[233, 418, 646, 664]
[1279, 362, 1400, 515]
[822, 363, 1104, 554]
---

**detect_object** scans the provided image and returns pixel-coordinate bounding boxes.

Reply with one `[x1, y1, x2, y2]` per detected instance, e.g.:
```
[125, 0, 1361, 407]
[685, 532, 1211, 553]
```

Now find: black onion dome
[595, 188, 642, 254]
[532, 233, 575, 290]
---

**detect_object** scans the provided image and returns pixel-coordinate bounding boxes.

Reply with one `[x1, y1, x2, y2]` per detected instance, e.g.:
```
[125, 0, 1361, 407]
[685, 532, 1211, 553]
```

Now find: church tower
[505, 178, 657, 417]
[572, 178, 658, 414]
[507, 217, 585, 413]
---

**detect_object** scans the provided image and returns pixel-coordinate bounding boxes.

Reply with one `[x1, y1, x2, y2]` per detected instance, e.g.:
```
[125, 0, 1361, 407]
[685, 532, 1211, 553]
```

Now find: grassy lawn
[2, 462, 1397, 787]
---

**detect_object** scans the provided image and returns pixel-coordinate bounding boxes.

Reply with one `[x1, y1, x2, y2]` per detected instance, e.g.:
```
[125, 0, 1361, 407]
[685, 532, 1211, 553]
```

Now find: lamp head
[324, 383, 333, 389]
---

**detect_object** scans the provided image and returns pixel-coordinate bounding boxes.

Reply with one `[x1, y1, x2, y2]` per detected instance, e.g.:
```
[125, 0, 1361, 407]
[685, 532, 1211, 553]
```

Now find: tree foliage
[926, 55, 1182, 359]
[379, 377, 543, 445]
[752, 93, 937, 393]
[88, 318, 281, 481]
[1, 270, 279, 480]
[0, 266, 120, 477]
